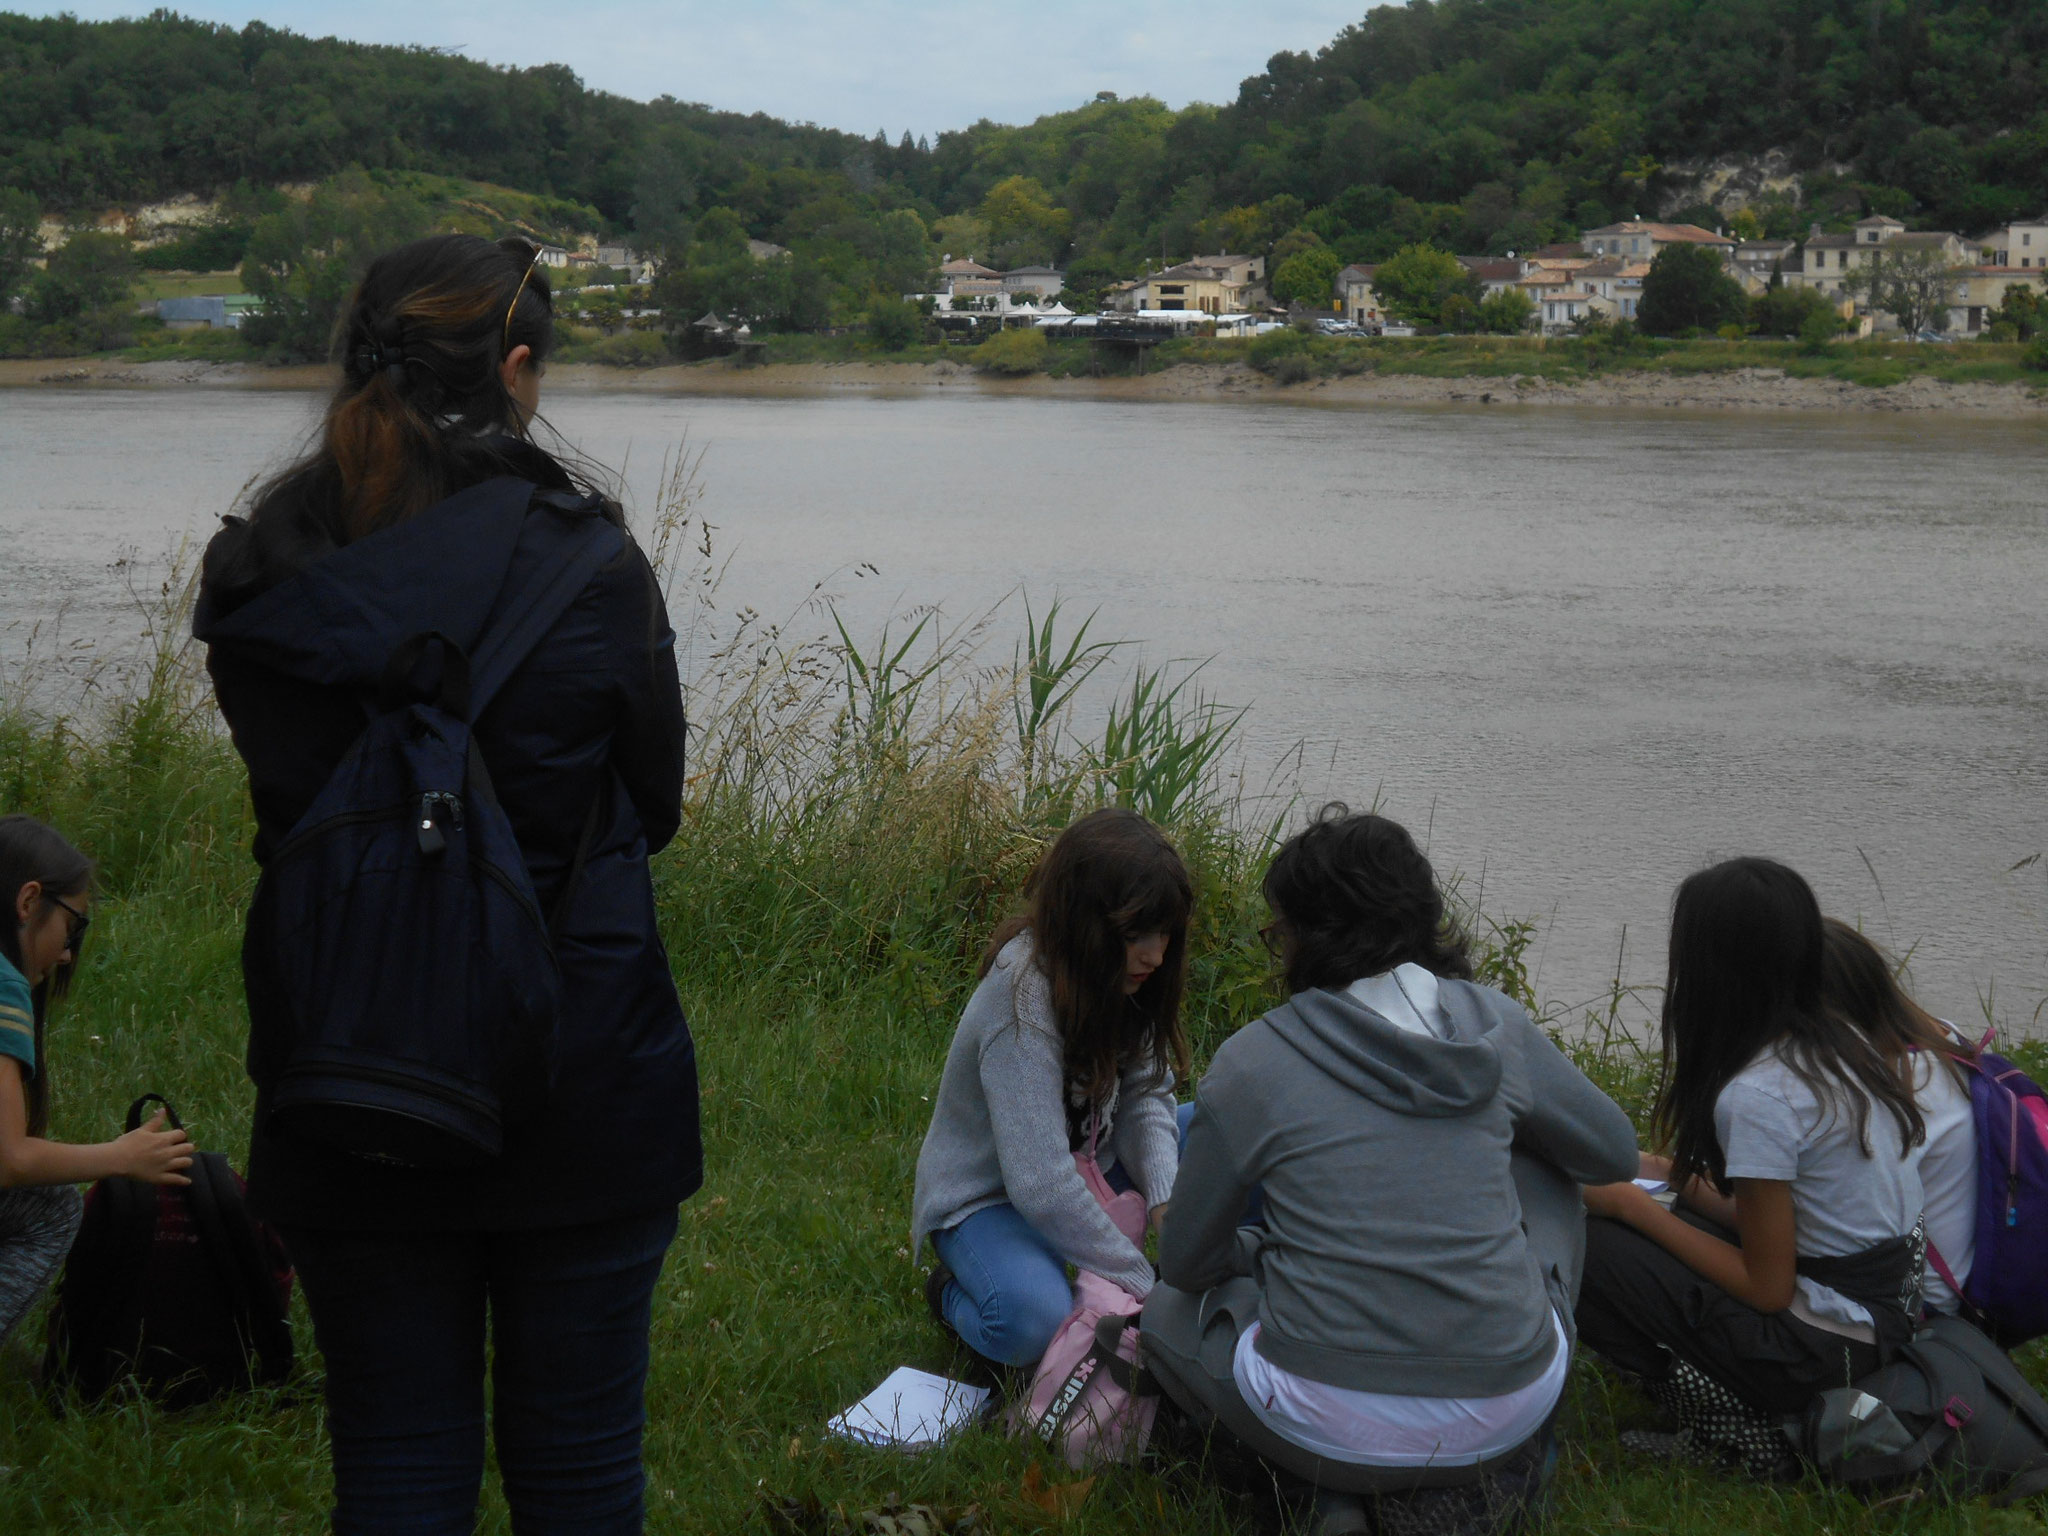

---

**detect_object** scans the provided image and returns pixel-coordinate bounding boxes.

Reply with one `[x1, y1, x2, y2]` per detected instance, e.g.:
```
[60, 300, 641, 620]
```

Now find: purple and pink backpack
[1926, 1035, 2048, 1346]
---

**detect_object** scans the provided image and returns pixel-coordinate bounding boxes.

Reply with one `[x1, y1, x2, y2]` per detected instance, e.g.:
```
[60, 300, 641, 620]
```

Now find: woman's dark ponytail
[258, 234, 556, 541]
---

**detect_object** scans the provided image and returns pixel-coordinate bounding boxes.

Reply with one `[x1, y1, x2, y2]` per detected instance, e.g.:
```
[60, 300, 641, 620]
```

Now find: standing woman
[1576, 859, 1927, 1479]
[1, 816, 195, 1348]
[196, 235, 699, 1533]
[912, 807, 1191, 1367]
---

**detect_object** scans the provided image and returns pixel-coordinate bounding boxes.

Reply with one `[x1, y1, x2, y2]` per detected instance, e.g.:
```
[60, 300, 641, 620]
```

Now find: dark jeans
[283, 1208, 679, 1536]
[1575, 1213, 1879, 1415]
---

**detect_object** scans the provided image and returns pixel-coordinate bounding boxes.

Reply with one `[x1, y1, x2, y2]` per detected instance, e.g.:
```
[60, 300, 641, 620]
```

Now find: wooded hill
[4, 4, 2045, 315]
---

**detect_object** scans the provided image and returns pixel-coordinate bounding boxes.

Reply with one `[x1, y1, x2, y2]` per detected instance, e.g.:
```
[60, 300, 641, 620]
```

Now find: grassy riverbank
[10, 321, 2040, 391]
[2, 529, 2046, 1534]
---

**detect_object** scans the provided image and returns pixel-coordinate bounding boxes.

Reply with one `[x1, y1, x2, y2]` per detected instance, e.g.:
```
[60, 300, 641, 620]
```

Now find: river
[3, 387, 2043, 1027]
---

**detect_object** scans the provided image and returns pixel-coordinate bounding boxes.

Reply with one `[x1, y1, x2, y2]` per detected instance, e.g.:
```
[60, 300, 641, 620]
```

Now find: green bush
[588, 329, 667, 367]
[1798, 307, 1842, 354]
[1246, 326, 1317, 379]
[865, 296, 926, 351]
[2023, 335, 2048, 373]
[970, 325, 1047, 375]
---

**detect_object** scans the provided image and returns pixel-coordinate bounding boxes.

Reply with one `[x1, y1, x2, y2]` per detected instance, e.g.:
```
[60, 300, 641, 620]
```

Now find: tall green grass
[1, 495, 2044, 1534]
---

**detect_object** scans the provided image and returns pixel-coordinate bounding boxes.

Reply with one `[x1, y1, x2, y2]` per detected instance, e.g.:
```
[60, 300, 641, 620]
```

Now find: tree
[1798, 306, 1842, 352]
[26, 230, 135, 324]
[239, 167, 429, 360]
[865, 295, 925, 350]
[1751, 281, 1837, 337]
[0, 189, 43, 305]
[1271, 246, 1342, 307]
[1635, 244, 1748, 336]
[1477, 285, 1534, 334]
[979, 177, 1069, 269]
[1843, 246, 1965, 335]
[1370, 244, 1479, 326]
[1994, 283, 2039, 341]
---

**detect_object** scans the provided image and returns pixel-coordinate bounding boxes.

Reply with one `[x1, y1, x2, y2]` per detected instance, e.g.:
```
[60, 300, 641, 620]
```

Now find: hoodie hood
[1263, 978, 1506, 1117]
[195, 476, 541, 691]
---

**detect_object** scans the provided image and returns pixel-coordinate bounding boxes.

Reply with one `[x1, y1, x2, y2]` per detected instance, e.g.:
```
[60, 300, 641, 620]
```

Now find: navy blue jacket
[195, 443, 701, 1231]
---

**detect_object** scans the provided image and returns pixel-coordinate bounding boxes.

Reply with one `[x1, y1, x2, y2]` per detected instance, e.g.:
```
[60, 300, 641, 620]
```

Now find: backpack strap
[182, 1151, 294, 1387]
[1093, 1312, 1160, 1398]
[125, 1093, 182, 1132]
[464, 497, 624, 723]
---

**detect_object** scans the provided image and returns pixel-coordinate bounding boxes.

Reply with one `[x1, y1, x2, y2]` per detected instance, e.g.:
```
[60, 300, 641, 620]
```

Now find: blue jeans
[931, 1163, 1135, 1368]
[283, 1209, 679, 1535]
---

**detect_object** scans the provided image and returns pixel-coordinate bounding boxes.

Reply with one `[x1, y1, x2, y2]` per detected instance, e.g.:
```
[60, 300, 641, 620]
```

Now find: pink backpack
[1008, 1136, 1161, 1468]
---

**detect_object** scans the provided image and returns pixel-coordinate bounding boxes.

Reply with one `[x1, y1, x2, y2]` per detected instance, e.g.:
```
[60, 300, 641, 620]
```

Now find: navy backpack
[45, 1095, 294, 1410]
[252, 480, 621, 1170]
[1926, 1035, 2048, 1346]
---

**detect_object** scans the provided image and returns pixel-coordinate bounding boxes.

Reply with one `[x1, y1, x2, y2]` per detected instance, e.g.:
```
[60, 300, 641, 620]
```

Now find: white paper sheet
[826, 1367, 991, 1450]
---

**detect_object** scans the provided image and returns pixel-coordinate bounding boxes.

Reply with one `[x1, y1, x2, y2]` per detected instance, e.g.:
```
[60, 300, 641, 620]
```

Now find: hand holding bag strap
[124, 1094, 181, 1133]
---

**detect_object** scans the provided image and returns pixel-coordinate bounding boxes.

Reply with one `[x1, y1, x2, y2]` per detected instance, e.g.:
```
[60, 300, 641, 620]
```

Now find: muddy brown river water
[3, 388, 2043, 1025]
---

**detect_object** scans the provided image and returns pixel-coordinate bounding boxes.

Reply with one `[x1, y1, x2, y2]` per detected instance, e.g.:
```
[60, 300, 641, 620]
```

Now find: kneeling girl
[1, 816, 193, 1350]
[911, 808, 1190, 1367]
[1147, 807, 1637, 1530]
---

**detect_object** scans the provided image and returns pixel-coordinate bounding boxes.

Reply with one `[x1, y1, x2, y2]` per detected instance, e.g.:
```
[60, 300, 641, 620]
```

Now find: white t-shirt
[1716, 1049, 1926, 1335]
[1914, 1044, 1977, 1313]
[1235, 1311, 1569, 1466]
[1225, 962, 1565, 1465]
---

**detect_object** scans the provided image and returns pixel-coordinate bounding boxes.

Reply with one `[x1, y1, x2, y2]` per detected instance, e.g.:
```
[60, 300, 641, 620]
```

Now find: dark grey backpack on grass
[44, 1095, 294, 1411]
[1794, 1314, 2048, 1506]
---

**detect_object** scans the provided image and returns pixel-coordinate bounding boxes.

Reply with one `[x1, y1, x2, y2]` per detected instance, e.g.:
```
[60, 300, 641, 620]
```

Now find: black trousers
[1575, 1213, 1880, 1416]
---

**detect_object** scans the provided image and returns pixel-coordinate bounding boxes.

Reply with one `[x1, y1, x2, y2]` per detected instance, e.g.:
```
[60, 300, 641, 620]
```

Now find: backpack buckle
[417, 792, 465, 855]
[1943, 1395, 1974, 1430]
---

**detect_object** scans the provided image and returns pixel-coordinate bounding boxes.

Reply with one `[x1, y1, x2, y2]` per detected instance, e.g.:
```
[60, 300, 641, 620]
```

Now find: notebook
[826, 1366, 992, 1450]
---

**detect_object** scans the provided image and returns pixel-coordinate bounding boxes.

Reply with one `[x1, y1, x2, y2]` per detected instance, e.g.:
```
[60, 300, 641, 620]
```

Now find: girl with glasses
[0, 815, 194, 1349]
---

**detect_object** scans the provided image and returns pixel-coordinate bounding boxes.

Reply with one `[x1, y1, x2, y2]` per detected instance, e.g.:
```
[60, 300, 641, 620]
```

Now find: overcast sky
[22, 2, 1377, 137]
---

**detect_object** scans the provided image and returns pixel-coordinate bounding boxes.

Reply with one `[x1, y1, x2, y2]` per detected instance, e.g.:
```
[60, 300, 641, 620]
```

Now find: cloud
[13, 0, 1375, 135]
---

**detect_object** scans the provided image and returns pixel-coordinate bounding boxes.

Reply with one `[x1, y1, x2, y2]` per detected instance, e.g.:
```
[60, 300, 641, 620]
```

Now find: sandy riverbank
[6, 354, 2046, 415]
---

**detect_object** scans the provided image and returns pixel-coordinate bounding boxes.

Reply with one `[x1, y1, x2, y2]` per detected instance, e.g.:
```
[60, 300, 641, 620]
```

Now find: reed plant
[1, 480, 2043, 1534]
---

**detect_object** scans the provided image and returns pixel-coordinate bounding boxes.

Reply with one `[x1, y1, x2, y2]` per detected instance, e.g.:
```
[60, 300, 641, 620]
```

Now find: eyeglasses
[46, 893, 90, 949]
[1258, 920, 1285, 959]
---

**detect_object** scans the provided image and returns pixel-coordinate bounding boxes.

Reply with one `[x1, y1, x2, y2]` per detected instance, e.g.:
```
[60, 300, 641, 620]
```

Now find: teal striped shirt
[0, 949, 34, 1077]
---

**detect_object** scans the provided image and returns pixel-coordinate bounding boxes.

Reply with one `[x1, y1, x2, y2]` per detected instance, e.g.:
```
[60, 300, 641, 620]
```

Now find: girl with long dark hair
[1575, 858, 1929, 1478]
[1144, 807, 1635, 1535]
[0, 816, 193, 1345]
[195, 234, 697, 1532]
[911, 807, 1192, 1367]
[1821, 918, 1978, 1317]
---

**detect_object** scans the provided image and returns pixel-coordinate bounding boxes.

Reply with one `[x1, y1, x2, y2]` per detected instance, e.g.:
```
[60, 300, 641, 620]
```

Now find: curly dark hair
[1260, 804, 1472, 993]
[982, 807, 1193, 1109]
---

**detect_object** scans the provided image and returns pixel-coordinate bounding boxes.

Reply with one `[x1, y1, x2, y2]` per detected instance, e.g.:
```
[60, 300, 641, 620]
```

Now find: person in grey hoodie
[1146, 806, 1637, 1535]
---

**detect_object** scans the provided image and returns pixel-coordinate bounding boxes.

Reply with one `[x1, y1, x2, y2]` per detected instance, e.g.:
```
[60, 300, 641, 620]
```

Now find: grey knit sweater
[911, 934, 1179, 1298]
